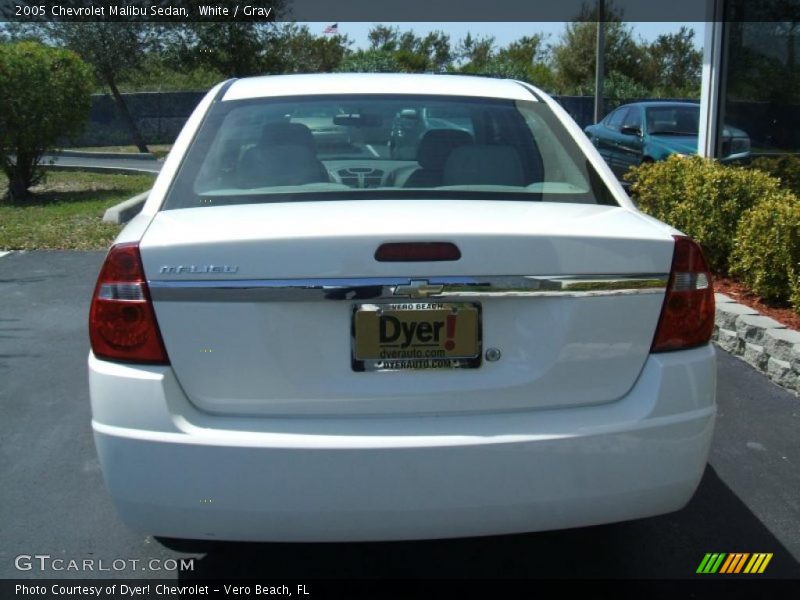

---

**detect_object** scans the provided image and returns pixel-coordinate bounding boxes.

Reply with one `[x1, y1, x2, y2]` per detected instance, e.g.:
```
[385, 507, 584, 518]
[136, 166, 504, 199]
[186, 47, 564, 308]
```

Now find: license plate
[352, 302, 482, 371]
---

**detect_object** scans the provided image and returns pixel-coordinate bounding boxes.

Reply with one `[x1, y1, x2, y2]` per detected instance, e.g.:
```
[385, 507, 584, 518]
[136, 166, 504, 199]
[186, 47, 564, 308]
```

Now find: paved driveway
[1, 251, 798, 580]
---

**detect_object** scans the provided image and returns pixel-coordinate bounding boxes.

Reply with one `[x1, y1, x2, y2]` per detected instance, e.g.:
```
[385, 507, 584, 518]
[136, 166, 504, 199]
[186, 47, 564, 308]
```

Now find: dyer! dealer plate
[352, 302, 482, 372]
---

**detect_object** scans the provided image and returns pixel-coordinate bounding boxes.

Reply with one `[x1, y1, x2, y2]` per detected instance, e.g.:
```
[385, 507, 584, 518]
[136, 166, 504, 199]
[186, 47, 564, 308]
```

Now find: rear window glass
[162, 94, 617, 210]
[646, 105, 700, 135]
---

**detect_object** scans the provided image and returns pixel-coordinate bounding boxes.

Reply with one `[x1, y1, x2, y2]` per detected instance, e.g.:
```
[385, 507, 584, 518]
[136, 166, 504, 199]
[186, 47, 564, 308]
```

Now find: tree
[455, 34, 556, 91]
[337, 49, 402, 73]
[361, 26, 453, 73]
[602, 72, 650, 103]
[551, 20, 645, 95]
[0, 41, 93, 201]
[411, 31, 453, 72]
[495, 34, 549, 67]
[641, 27, 702, 97]
[263, 24, 350, 74]
[368, 25, 401, 52]
[455, 33, 496, 70]
[44, 22, 152, 153]
[178, 22, 273, 78]
[725, 20, 799, 103]
[156, 0, 288, 77]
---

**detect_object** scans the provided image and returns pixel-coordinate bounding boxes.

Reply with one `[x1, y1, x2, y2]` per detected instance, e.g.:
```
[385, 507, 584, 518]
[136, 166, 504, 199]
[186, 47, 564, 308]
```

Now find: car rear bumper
[89, 345, 716, 541]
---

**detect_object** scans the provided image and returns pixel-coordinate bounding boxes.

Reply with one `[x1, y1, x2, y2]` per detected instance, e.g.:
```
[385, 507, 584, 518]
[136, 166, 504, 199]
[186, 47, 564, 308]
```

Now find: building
[699, 0, 800, 158]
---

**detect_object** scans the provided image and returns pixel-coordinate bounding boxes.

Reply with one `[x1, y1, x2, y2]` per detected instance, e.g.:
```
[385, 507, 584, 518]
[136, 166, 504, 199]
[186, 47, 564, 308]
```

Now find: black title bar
[2, 0, 797, 23]
[4, 578, 800, 600]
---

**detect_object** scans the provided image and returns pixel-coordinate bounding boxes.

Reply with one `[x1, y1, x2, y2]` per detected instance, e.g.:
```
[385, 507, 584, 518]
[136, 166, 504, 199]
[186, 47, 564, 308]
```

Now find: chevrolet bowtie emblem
[393, 280, 444, 298]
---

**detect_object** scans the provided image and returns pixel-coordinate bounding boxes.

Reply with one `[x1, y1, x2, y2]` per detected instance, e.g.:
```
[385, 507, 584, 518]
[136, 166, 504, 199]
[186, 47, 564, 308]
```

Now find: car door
[613, 106, 645, 176]
[590, 108, 626, 170]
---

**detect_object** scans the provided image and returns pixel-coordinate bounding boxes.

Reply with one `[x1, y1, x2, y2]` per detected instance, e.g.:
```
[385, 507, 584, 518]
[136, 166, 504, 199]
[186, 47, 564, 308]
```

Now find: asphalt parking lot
[1, 251, 799, 580]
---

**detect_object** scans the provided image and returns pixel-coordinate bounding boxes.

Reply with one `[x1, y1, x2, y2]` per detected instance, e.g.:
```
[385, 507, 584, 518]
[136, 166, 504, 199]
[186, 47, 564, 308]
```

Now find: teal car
[584, 101, 751, 178]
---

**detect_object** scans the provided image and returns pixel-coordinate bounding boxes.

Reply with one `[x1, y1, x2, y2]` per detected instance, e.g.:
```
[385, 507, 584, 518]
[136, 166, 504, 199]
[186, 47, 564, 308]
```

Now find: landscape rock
[743, 343, 768, 372]
[766, 357, 797, 391]
[763, 328, 800, 363]
[715, 302, 758, 330]
[735, 314, 785, 345]
[716, 328, 742, 355]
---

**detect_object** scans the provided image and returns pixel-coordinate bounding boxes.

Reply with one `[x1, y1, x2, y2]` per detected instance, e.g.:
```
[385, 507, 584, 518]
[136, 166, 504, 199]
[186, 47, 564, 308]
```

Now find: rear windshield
[646, 105, 700, 135]
[162, 94, 617, 209]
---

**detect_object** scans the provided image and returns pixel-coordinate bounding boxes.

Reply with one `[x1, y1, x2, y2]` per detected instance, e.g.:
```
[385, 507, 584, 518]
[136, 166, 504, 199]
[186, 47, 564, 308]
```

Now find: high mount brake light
[651, 235, 715, 353]
[89, 243, 169, 364]
[375, 242, 461, 262]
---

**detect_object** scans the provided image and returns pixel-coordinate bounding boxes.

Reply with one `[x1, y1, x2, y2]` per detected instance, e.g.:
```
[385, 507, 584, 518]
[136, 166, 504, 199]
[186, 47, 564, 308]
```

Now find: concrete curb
[103, 190, 150, 224]
[713, 293, 800, 395]
[43, 164, 160, 176]
[52, 150, 157, 161]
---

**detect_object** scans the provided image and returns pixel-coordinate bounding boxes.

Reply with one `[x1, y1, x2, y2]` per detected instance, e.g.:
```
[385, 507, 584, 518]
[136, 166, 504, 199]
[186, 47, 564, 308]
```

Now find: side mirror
[620, 126, 642, 137]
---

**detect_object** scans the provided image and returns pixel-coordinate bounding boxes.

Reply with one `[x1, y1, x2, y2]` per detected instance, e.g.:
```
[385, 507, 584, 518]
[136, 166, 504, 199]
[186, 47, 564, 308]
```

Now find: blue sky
[305, 22, 704, 51]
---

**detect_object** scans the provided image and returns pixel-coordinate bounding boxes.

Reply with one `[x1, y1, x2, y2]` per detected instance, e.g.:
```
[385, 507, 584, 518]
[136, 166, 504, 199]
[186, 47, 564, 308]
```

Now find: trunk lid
[140, 200, 674, 416]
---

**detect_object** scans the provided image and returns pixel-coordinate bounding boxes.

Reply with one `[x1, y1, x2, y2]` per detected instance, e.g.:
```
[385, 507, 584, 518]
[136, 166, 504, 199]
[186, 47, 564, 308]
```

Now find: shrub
[792, 279, 800, 315]
[0, 41, 94, 202]
[625, 155, 785, 272]
[750, 155, 800, 197]
[730, 192, 800, 311]
[336, 49, 402, 73]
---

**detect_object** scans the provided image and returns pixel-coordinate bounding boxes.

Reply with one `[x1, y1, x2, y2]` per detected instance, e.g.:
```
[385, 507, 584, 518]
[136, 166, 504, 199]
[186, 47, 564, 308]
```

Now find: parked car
[89, 73, 716, 542]
[584, 101, 751, 177]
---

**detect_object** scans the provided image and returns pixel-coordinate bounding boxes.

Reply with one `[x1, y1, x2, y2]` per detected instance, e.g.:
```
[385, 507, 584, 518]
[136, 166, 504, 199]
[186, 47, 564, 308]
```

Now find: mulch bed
[712, 273, 800, 331]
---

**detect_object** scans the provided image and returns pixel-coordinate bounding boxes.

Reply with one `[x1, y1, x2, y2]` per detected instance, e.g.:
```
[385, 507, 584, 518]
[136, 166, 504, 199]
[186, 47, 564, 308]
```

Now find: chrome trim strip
[147, 274, 669, 302]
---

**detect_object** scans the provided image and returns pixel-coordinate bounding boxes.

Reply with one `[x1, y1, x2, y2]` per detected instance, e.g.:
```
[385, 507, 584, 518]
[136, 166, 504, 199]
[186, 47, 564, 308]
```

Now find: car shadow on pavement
[159, 465, 799, 579]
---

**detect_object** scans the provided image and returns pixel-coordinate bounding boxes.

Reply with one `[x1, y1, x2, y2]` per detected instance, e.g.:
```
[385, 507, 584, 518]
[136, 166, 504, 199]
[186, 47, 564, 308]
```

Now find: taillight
[651, 235, 715, 353]
[89, 242, 169, 364]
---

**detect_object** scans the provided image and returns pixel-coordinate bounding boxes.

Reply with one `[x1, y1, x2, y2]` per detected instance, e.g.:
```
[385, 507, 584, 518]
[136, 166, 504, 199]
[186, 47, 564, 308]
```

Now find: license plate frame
[351, 301, 482, 372]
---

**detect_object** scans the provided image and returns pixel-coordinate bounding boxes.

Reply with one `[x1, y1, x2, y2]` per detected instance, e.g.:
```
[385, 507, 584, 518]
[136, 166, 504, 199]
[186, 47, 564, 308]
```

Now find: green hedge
[625, 155, 783, 272]
[626, 155, 800, 313]
[0, 41, 93, 201]
[730, 193, 800, 308]
[750, 155, 800, 197]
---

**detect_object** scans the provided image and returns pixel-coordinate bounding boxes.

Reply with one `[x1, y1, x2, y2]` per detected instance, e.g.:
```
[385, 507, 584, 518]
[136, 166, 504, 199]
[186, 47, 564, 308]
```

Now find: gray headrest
[238, 144, 327, 188]
[417, 129, 474, 170]
[442, 145, 525, 186]
[262, 122, 316, 148]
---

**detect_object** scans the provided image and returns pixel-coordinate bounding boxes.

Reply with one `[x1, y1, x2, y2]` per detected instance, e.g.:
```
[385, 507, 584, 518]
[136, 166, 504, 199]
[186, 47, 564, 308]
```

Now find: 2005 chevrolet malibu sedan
[88, 73, 716, 541]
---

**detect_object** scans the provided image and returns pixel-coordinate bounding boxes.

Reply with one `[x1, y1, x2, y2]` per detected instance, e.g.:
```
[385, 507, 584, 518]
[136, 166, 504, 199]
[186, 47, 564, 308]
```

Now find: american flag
[323, 23, 339, 35]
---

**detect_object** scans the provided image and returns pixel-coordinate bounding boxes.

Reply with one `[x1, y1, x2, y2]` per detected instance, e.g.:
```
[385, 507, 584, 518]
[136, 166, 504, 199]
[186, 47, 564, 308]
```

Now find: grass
[0, 171, 155, 251]
[62, 145, 173, 159]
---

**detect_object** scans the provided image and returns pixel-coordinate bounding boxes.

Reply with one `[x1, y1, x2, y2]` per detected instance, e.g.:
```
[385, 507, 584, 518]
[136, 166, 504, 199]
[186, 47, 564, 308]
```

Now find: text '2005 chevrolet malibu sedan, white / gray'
[88, 73, 716, 542]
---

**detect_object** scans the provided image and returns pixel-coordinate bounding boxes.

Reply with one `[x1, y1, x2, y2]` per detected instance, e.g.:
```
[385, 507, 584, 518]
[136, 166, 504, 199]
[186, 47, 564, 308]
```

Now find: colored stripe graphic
[698, 553, 772, 574]
[733, 553, 750, 573]
[696, 554, 713, 573]
[697, 553, 727, 573]
[719, 553, 749, 573]
[744, 553, 773, 574]
[719, 554, 736, 574]
[710, 553, 726, 573]
[759, 554, 774, 573]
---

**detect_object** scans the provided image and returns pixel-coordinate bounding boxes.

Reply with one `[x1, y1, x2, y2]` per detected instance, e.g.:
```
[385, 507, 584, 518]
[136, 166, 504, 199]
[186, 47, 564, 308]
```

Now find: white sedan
[88, 73, 716, 541]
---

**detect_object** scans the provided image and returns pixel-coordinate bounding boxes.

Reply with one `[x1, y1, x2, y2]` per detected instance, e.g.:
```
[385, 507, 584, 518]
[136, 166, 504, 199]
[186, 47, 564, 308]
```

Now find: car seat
[442, 145, 525, 187]
[236, 122, 329, 188]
